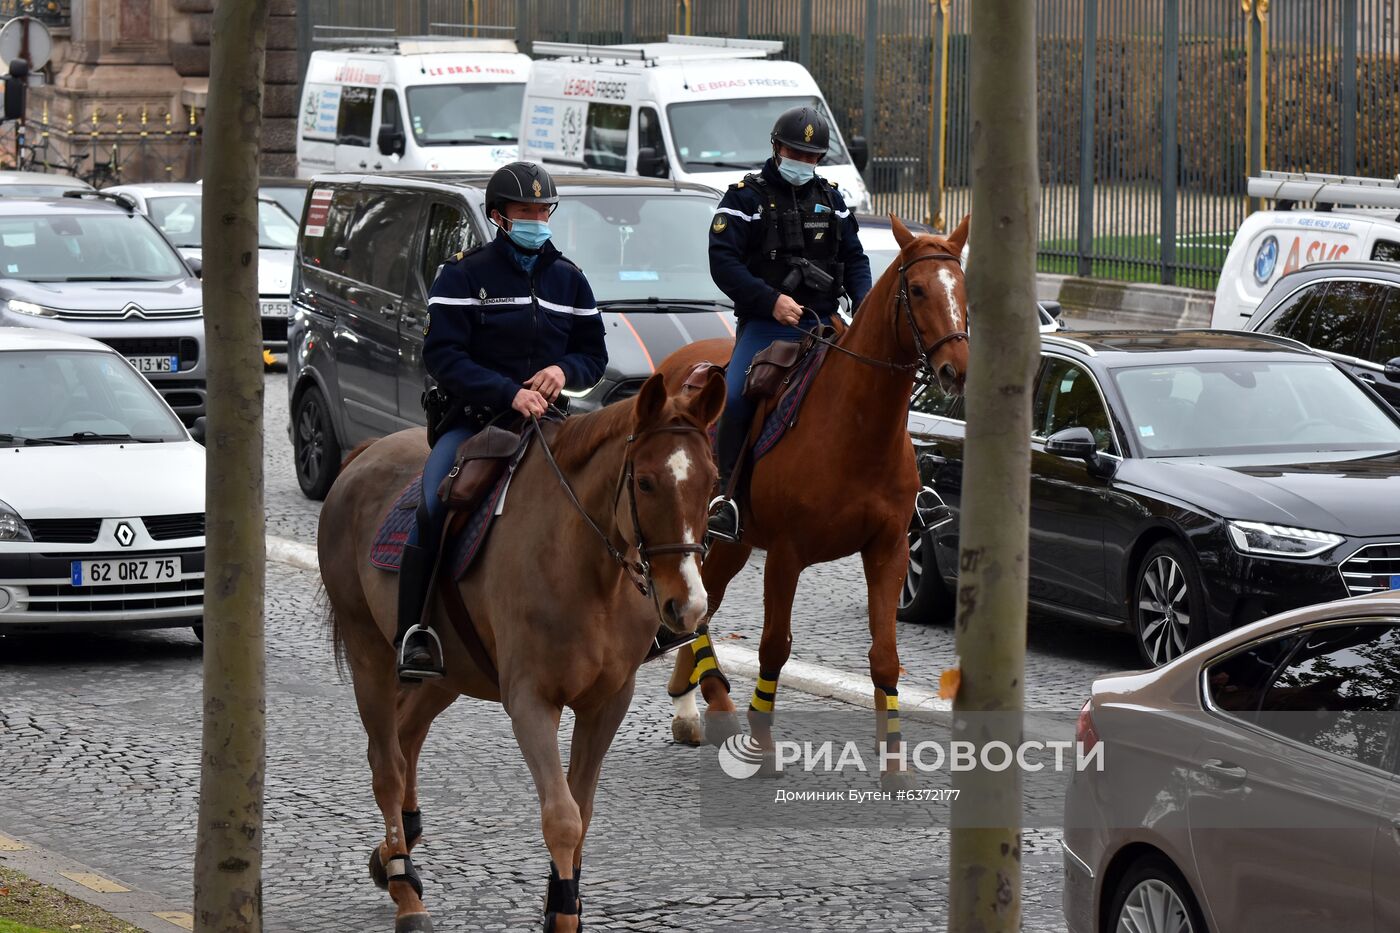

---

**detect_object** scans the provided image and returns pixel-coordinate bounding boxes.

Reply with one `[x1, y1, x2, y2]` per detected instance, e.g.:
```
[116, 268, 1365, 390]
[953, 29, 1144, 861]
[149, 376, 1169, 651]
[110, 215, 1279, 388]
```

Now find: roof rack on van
[1249, 170, 1400, 212]
[531, 34, 782, 64]
[61, 189, 137, 212]
[310, 24, 518, 55]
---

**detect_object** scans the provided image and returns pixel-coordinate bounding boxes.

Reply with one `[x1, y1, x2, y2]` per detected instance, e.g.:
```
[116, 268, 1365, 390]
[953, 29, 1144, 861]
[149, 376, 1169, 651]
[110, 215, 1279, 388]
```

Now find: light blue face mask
[506, 219, 551, 251]
[777, 157, 817, 187]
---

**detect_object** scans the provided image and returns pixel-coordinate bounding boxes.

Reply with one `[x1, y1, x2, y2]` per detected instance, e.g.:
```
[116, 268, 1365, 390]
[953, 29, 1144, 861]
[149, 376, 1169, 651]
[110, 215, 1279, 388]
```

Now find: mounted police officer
[705, 105, 873, 541]
[396, 161, 607, 681]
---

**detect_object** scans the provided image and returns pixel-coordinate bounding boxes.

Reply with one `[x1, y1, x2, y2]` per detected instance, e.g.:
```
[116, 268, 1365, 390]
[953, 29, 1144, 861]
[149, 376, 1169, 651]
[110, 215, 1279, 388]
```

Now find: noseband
[533, 417, 709, 624]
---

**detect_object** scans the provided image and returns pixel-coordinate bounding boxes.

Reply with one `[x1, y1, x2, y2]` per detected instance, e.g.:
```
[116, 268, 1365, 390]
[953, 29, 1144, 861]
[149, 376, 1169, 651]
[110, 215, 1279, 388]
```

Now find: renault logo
[114, 521, 135, 547]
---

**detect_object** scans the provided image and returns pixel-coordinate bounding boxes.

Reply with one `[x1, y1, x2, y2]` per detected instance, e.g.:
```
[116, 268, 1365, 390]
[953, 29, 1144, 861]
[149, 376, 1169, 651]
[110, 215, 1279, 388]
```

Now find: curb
[0, 829, 191, 932]
[266, 534, 952, 719]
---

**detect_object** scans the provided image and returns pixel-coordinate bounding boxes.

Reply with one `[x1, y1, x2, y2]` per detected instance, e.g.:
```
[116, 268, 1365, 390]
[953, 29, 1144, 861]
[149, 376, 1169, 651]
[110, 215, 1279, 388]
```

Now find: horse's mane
[552, 396, 636, 471]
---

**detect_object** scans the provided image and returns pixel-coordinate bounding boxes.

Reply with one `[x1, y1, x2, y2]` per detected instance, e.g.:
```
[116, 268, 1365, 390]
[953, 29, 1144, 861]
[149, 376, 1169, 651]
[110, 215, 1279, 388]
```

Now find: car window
[419, 201, 473, 295]
[380, 88, 403, 137]
[1372, 240, 1400, 263]
[1259, 283, 1327, 341]
[584, 103, 630, 173]
[344, 189, 421, 295]
[0, 349, 185, 441]
[146, 195, 202, 248]
[911, 383, 961, 419]
[261, 185, 307, 222]
[0, 212, 186, 281]
[337, 86, 375, 147]
[298, 185, 357, 277]
[1032, 357, 1114, 451]
[1307, 280, 1385, 357]
[1368, 287, 1400, 365]
[637, 107, 669, 178]
[1208, 622, 1400, 770]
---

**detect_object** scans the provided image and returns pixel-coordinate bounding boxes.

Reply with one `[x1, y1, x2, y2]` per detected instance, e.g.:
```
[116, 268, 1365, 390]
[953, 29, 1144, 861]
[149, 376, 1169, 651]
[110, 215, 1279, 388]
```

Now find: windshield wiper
[61, 275, 169, 282]
[596, 297, 733, 309]
[685, 160, 761, 170]
[0, 433, 75, 446]
[41, 432, 164, 444]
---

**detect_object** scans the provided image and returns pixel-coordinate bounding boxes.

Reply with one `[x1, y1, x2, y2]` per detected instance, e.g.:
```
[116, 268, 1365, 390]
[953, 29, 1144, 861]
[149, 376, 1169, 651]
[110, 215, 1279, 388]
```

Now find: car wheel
[1109, 853, 1207, 933]
[897, 528, 955, 624]
[293, 385, 341, 501]
[1132, 539, 1206, 667]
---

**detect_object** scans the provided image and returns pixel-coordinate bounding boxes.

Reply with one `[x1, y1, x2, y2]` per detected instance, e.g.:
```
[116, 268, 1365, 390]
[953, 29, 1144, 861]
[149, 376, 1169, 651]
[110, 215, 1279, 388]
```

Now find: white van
[1211, 170, 1400, 328]
[521, 35, 873, 213]
[296, 33, 532, 178]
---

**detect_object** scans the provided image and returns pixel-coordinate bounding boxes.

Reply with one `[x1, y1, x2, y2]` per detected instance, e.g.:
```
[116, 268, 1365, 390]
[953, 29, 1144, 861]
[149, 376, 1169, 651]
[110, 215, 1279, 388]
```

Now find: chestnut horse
[321, 372, 725, 933]
[662, 215, 971, 787]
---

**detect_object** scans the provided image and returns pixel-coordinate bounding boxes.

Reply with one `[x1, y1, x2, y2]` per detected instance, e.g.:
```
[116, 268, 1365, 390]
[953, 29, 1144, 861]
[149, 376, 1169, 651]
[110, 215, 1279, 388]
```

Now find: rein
[530, 415, 708, 622]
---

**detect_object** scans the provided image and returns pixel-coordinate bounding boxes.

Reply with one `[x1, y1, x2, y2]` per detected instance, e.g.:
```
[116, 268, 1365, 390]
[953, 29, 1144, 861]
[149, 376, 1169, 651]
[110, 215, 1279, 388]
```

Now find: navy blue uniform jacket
[708, 158, 873, 323]
[424, 232, 607, 416]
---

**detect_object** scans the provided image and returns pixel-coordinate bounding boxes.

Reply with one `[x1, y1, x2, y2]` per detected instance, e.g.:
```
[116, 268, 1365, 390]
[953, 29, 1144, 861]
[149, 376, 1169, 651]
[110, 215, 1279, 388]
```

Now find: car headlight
[0, 499, 33, 542]
[1227, 520, 1343, 558]
[7, 298, 55, 318]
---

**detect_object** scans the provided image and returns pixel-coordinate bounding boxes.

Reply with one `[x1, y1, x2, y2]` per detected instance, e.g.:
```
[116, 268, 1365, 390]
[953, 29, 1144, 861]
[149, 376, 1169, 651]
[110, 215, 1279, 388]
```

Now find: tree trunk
[193, 1, 270, 930]
[949, 0, 1040, 930]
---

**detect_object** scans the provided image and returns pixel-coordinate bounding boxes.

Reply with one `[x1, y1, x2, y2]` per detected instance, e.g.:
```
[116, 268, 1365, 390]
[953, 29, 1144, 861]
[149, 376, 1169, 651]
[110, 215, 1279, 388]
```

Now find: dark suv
[287, 170, 733, 498]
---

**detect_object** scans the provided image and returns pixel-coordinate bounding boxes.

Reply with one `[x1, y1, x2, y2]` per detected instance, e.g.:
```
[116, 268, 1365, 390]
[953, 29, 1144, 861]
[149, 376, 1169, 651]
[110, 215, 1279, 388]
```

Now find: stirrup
[705, 495, 741, 544]
[644, 626, 700, 663]
[397, 623, 445, 682]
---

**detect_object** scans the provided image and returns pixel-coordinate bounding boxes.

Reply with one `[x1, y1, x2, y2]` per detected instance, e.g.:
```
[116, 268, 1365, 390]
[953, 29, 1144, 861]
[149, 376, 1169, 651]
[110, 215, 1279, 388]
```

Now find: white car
[0, 328, 206, 636]
[103, 182, 298, 357]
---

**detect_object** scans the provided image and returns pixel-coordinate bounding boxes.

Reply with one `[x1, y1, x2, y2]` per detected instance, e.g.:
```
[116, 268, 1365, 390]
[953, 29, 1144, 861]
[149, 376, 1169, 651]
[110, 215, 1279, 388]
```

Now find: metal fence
[0, 101, 204, 186]
[300, 0, 1400, 291]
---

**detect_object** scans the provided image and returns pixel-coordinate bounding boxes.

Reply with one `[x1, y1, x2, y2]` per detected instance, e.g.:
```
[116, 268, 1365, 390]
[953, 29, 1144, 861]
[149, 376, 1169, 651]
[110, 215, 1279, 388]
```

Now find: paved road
[0, 374, 1141, 931]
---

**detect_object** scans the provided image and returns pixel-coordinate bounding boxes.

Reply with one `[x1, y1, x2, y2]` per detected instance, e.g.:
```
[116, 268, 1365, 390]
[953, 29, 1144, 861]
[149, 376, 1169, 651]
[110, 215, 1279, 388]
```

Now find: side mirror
[1385, 357, 1400, 377]
[190, 416, 207, 444]
[848, 135, 869, 174]
[377, 126, 406, 157]
[1046, 426, 1116, 478]
[1040, 300, 1062, 320]
[186, 256, 202, 278]
[3, 59, 28, 122]
[636, 145, 668, 179]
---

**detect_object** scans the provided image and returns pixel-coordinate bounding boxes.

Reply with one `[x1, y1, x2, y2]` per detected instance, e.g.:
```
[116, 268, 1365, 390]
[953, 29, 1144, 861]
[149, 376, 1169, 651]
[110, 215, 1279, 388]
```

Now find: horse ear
[889, 213, 915, 249]
[633, 371, 668, 429]
[686, 368, 727, 427]
[945, 213, 971, 254]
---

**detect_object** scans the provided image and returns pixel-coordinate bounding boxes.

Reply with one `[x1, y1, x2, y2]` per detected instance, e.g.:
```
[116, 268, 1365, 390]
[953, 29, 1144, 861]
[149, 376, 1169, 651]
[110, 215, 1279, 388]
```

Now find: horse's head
[618, 370, 725, 635]
[890, 213, 970, 395]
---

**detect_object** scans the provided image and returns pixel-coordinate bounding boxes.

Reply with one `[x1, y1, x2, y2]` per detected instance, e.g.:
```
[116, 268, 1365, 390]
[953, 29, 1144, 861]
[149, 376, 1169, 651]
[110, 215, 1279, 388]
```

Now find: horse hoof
[703, 711, 743, 747]
[368, 846, 388, 890]
[671, 715, 706, 746]
[880, 769, 918, 793]
[755, 750, 783, 779]
[395, 912, 434, 932]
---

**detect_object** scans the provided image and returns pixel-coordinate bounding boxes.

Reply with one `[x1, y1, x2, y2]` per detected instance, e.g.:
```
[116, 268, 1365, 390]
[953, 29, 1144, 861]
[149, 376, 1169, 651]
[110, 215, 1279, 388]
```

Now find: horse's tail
[341, 438, 379, 473]
[320, 582, 350, 681]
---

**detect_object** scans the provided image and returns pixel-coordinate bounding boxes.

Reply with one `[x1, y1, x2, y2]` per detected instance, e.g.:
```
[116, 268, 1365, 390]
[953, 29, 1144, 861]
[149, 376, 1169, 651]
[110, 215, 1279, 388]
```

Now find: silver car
[0, 170, 94, 199]
[1064, 591, 1400, 933]
[0, 194, 206, 427]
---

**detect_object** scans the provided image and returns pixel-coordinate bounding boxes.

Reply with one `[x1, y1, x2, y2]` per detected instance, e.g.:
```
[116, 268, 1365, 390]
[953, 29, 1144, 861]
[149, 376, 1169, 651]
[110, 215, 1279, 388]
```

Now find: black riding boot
[705, 413, 749, 543]
[395, 542, 444, 682]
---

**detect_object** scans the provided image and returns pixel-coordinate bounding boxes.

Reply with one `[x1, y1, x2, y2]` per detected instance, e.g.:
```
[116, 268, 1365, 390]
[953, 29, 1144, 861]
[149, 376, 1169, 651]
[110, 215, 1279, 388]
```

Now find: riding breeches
[718, 315, 828, 475]
[408, 425, 478, 551]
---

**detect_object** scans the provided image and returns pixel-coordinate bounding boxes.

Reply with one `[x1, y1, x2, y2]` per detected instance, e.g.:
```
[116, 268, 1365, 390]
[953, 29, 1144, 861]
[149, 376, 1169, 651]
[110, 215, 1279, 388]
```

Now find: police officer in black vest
[705, 106, 872, 541]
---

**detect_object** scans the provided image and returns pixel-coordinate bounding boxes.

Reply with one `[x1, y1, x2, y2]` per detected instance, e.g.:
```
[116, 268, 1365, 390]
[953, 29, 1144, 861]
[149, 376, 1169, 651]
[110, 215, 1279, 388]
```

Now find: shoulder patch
[829, 179, 839, 188]
[737, 180, 745, 189]
[712, 214, 728, 233]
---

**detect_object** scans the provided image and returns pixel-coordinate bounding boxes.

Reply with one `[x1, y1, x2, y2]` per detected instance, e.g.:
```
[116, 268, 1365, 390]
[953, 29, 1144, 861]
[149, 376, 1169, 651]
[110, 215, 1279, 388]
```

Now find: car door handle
[1202, 759, 1247, 786]
[358, 161, 368, 169]
[333, 246, 349, 260]
[379, 305, 396, 318]
[373, 162, 383, 170]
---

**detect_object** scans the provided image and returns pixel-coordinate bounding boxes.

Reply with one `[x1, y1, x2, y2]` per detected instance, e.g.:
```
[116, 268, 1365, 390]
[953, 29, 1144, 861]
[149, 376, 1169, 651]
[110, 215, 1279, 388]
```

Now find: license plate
[128, 355, 177, 373]
[71, 557, 182, 586]
[260, 299, 291, 318]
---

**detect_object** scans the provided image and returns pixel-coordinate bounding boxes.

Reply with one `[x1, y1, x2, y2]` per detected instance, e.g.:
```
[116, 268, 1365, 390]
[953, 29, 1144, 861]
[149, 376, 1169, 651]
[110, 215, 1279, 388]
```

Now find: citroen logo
[114, 521, 135, 547]
[121, 303, 147, 319]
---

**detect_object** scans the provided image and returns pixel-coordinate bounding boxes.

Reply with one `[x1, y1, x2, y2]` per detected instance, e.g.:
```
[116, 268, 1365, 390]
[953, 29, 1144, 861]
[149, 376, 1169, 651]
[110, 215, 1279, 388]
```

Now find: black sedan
[1243, 260, 1400, 412]
[902, 330, 1400, 666]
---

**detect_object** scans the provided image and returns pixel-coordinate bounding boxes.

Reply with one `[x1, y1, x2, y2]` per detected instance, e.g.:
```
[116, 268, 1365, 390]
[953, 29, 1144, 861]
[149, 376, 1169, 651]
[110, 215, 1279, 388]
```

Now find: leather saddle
[437, 424, 529, 515]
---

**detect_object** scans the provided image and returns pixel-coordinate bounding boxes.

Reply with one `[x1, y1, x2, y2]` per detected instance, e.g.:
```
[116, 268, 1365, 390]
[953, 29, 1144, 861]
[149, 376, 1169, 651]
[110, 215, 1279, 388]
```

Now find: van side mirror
[186, 256, 202, 278]
[377, 126, 406, 158]
[636, 146, 668, 179]
[1040, 300, 1062, 320]
[3, 59, 27, 122]
[848, 135, 869, 174]
[190, 416, 207, 444]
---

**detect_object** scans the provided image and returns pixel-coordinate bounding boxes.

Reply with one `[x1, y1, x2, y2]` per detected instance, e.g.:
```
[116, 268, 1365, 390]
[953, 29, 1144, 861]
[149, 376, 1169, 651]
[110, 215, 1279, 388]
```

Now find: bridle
[797, 246, 968, 388]
[531, 416, 709, 625]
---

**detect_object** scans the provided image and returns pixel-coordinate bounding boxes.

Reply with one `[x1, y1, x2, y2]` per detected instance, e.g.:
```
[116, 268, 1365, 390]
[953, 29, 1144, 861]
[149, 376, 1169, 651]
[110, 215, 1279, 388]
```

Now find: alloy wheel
[1138, 554, 1191, 665]
[900, 530, 924, 610]
[1116, 878, 1195, 933]
[296, 395, 325, 483]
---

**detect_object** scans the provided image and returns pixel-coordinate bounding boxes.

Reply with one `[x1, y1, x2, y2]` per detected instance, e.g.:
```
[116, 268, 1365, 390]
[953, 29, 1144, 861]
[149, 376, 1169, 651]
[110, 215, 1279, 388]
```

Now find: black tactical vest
[745, 173, 844, 307]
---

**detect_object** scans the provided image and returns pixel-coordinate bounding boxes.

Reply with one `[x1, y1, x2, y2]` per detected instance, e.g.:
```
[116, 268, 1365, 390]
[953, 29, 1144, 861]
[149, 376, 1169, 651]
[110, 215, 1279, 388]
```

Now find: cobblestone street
[0, 375, 1134, 930]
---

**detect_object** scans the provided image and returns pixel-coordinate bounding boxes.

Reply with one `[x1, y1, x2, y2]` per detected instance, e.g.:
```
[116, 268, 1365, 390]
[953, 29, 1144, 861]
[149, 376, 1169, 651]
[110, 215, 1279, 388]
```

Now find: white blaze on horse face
[678, 523, 708, 626]
[667, 448, 692, 485]
[938, 268, 963, 330]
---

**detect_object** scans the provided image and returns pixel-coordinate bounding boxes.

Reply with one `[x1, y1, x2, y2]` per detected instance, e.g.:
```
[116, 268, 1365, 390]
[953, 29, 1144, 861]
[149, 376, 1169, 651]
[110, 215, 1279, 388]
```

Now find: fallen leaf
[722, 633, 746, 639]
[938, 667, 961, 700]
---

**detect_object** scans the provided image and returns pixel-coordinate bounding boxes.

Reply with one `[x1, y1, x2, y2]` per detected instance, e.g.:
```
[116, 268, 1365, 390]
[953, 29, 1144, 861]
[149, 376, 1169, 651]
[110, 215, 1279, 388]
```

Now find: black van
[286, 170, 733, 498]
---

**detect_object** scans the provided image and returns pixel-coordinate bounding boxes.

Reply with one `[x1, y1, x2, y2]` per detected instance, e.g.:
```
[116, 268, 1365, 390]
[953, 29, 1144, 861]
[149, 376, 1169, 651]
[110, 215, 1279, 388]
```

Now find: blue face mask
[777, 157, 817, 187]
[506, 219, 551, 251]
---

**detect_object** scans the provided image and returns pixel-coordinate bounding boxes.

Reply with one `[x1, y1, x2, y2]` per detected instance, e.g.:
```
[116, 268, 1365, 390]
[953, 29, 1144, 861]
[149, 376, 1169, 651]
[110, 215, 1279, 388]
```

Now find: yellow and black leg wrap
[749, 669, 780, 715]
[878, 684, 902, 750]
[685, 630, 731, 695]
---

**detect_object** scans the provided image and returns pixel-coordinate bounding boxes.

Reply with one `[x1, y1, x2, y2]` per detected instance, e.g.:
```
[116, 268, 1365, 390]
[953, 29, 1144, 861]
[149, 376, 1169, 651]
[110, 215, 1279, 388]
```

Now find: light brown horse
[662, 215, 971, 787]
[321, 371, 725, 933]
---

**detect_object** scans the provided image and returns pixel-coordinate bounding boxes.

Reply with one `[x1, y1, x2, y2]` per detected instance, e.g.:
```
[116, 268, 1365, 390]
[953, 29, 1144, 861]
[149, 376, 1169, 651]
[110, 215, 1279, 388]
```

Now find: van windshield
[407, 84, 525, 146]
[549, 193, 728, 303]
[667, 96, 850, 172]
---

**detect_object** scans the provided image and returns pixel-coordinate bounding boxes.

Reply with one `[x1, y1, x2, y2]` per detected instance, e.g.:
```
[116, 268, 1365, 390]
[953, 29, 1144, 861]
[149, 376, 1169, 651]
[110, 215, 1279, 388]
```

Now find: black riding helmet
[770, 106, 830, 156]
[484, 161, 560, 219]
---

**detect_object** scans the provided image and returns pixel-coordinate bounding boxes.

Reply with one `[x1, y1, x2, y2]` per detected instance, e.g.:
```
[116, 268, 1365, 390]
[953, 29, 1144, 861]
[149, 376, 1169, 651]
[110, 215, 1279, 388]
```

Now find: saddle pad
[368, 471, 512, 580]
[752, 344, 828, 462]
